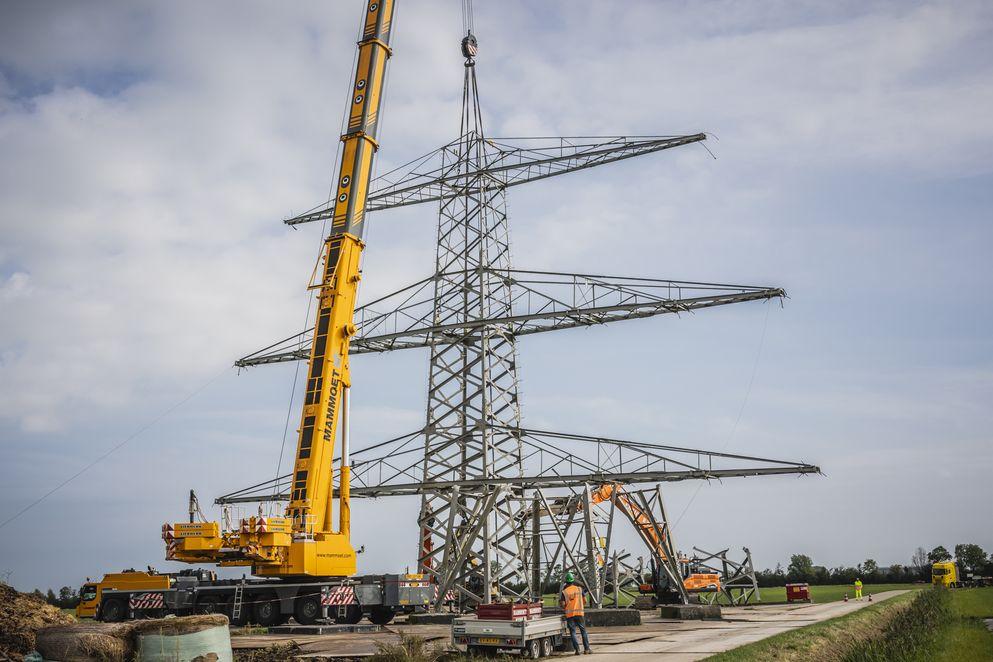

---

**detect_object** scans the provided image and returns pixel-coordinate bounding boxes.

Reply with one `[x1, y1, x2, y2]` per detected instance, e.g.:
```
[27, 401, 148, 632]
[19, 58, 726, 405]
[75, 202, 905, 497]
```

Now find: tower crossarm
[282, 134, 707, 226]
[235, 271, 784, 367]
[214, 425, 820, 504]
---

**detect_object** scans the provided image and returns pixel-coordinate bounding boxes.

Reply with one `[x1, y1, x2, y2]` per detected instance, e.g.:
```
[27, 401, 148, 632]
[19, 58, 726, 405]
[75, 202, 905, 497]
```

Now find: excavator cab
[638, 559, 684, 605]
[638, 556, 721, 604]
[681, 557, 721, 593]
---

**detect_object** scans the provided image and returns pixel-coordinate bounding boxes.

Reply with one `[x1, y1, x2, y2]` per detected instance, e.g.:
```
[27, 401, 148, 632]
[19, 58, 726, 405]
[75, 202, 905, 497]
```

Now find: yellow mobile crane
[76, 0, 430, 626]
[164, 0, 391, 578]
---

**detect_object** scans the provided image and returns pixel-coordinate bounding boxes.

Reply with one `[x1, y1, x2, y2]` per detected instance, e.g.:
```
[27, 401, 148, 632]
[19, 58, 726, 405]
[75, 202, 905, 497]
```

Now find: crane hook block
[461, 33, 478, 59]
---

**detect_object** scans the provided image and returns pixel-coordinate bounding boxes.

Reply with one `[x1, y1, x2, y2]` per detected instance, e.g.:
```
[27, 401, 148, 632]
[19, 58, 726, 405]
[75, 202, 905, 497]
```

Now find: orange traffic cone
[843, 594, 849, 603]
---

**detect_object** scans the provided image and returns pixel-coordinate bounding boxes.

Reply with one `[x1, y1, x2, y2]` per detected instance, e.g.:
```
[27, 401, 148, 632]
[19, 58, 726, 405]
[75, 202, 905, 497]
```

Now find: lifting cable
[269, 301, 312, 510]
[672, 299, 774, 529]
[461, 0, 475, 36]
[364, 0, 401, 253]
[271, 0, 401, 506]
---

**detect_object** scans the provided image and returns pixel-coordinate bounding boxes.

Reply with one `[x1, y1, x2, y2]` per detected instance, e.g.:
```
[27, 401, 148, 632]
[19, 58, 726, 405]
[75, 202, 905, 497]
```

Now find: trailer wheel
[368, 605, 396, 625]
[294, 594, 322, 625]
[101, 598, 126, 623]
[254, 595, 282, 627]
[540, 637, 554, 657]
[526, 639, 541, 659]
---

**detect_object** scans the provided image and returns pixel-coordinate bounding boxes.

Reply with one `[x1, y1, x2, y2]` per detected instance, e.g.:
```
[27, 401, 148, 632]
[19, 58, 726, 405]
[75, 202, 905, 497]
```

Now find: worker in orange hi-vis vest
[559, 572, 592, 655]
[854, 578, 863, 601]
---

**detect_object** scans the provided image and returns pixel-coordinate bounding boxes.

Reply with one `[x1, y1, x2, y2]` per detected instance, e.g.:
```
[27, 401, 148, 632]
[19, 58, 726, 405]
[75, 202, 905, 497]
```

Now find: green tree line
[755, 543, 993, 587]
[25, 585, 80, 609]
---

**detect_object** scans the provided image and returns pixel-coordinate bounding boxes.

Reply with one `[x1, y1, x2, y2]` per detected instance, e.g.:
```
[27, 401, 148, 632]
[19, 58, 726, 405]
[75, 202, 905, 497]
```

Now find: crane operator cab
[76, 582, 100, 618]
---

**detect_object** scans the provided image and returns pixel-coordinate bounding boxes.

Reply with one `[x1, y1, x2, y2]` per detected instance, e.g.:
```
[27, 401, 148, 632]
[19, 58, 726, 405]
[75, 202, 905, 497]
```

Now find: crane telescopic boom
[162, 0, 396, 578]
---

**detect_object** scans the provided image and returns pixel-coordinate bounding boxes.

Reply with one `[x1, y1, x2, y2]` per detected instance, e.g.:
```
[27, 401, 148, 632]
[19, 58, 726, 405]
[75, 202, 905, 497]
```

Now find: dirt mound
[0, 583, 76, 661]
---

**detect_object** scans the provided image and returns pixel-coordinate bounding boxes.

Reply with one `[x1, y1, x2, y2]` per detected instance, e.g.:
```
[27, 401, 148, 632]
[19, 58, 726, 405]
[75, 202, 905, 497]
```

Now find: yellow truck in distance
[931, 561, 992, 588]
[931, 561, 961, 588]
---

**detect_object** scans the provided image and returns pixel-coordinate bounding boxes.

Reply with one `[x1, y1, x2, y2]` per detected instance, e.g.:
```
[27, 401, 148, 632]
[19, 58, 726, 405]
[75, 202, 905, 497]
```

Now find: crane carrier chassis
[83, 569, 436, 625]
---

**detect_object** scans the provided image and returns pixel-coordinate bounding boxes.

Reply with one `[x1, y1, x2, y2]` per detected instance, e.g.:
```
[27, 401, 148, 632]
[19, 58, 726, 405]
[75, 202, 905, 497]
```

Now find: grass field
[705, 590, 917, 661]
[949, 586, 993, 618]
[916, 587, 993, 661]
[705, 587, 993, 662]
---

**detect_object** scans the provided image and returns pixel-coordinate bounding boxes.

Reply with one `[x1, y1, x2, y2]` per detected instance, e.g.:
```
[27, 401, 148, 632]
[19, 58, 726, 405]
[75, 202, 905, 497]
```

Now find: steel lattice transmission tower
[416, 39, 526, 599]
[228, 30, 819, 607]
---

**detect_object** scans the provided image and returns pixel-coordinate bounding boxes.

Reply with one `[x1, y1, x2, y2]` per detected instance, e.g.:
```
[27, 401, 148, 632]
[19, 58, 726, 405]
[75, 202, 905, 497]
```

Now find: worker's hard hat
[565, 572, 575, 582]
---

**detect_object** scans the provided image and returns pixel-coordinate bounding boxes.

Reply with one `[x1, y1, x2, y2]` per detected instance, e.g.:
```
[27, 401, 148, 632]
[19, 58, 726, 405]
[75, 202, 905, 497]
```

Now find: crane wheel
[294, 594, 322, 625]
[195, 597, 223, 616]
[368, 605, 396, 625]
[335, 604, 363, 625]
[101, 598, 126, 623]
[253, 594, 282, 627]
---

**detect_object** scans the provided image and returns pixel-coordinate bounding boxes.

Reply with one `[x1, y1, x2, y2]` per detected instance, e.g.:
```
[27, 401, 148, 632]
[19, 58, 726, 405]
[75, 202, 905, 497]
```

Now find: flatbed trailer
[452, 615, 567, 658]
[86, 570, 432, 625]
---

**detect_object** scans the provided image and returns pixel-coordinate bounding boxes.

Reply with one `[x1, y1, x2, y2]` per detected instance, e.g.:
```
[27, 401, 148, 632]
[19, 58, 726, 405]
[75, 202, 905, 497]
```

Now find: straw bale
[35, 622, 135, 662]
[131, 614, 229, 636]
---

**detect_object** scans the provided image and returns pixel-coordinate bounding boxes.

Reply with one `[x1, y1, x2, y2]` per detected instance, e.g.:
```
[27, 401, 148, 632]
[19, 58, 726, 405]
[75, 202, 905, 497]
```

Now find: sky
[1, 0, 992, 592]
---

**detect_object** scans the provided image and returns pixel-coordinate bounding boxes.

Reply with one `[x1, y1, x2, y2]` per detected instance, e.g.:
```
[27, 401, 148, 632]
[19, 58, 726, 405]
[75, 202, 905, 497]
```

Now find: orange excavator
[590, 484, 720, 604]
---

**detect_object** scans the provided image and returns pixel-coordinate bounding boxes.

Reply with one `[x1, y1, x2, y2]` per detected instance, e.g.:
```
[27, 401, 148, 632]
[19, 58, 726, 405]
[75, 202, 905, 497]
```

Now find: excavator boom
[590, 484, 720, 596]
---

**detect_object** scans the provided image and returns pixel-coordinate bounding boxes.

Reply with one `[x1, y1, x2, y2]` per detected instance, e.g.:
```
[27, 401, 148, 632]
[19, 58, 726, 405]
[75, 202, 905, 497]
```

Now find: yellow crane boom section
[162, 0, 396, 578]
